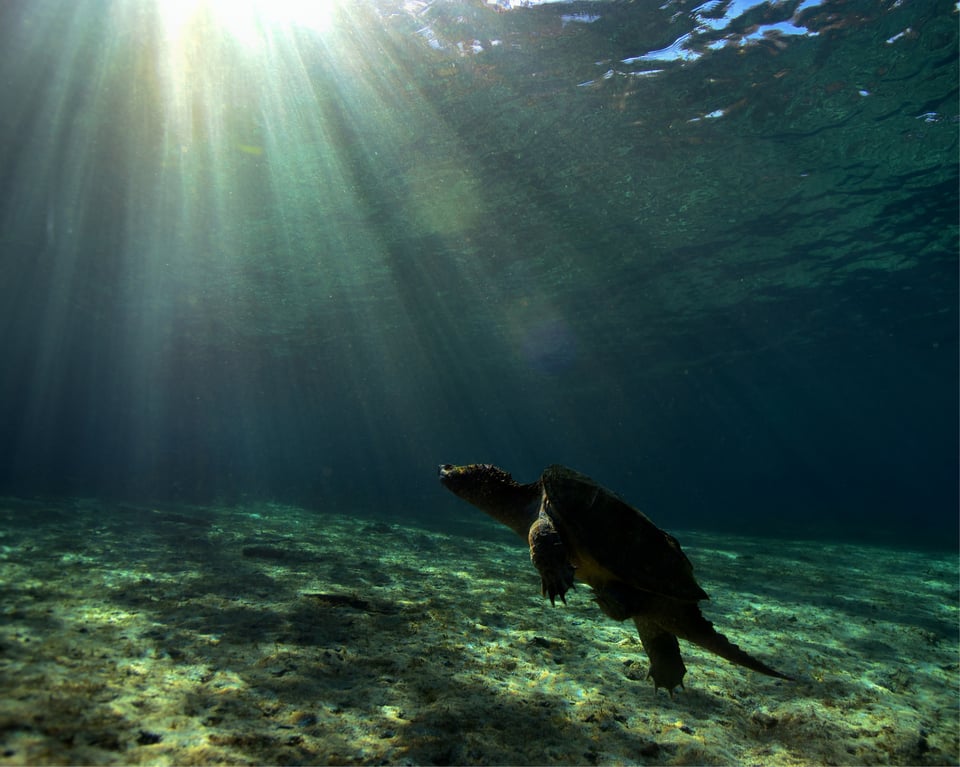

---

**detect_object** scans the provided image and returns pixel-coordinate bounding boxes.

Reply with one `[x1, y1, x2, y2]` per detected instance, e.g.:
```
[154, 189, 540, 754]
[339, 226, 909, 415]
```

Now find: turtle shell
[540, 465, 708, 603]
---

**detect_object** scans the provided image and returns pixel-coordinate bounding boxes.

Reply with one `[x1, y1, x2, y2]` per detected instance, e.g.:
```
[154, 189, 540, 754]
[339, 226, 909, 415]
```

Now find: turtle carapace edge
[438, 462, 792, 694]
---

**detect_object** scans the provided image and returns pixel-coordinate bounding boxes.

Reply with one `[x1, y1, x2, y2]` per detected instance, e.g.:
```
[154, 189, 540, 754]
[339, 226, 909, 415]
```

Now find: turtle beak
[439, 464, 464, 490]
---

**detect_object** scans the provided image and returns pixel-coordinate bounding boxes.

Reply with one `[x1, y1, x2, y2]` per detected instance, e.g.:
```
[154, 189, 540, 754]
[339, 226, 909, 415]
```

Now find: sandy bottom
[0, 497, 956, 766]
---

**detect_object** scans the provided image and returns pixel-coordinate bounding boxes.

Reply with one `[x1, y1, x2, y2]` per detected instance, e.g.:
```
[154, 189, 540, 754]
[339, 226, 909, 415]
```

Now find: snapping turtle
[438, 463, 791, 693]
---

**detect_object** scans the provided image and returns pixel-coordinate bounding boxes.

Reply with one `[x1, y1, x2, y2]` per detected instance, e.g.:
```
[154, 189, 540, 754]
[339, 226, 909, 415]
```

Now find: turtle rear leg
[632, 617, 687, 694]
[593, 584, 688, 694]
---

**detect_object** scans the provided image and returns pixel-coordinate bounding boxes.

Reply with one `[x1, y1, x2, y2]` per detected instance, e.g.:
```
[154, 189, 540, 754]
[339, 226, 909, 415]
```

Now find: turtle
[438, 462, 792, 693]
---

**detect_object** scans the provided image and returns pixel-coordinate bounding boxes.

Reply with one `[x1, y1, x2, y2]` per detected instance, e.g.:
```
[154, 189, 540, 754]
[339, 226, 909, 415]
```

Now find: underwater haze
[0, 0, 956, 549]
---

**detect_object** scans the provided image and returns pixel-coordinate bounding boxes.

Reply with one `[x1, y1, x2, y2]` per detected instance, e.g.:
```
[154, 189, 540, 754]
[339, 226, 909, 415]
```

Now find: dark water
[0, 0, 955, 548]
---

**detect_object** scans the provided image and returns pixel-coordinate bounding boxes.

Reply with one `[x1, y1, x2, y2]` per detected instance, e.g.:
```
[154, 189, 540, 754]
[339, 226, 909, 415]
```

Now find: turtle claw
[651, 673, 685, 698]
[541, 570, 575, 606]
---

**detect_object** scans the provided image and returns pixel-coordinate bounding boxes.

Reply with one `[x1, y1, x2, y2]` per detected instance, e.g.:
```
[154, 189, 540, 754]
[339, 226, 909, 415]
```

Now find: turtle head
[438, 463, 516, 499]
[438, 463, 540, 538]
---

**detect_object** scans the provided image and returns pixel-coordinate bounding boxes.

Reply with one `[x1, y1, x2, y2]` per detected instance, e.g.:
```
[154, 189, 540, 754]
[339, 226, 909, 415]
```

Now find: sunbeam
[1, 0, 540, 500]
[159, 0, 341, 43]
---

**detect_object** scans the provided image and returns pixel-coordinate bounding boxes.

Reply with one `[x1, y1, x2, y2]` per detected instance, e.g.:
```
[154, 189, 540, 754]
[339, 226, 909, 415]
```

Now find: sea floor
[0, 497, 957, 766]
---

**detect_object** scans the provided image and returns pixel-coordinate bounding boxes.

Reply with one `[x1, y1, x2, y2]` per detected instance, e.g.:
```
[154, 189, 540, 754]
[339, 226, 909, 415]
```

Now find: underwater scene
[0, 0, 956, 764]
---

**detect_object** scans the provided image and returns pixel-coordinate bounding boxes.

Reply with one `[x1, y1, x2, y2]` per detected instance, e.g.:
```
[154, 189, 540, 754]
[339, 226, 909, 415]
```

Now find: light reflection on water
[422, 0, 832, 65]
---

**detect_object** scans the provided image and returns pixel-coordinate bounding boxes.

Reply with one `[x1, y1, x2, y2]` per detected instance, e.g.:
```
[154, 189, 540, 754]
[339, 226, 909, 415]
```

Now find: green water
[0, 0, 956, 546]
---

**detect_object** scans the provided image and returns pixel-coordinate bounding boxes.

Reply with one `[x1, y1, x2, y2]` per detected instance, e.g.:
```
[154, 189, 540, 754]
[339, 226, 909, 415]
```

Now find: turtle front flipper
[633, 617, 687, 694]
[528, 504, 575, 605]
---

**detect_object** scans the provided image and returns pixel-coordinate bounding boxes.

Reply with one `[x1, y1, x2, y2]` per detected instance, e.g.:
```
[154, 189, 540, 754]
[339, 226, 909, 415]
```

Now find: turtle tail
[669, 604, 793, 681]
